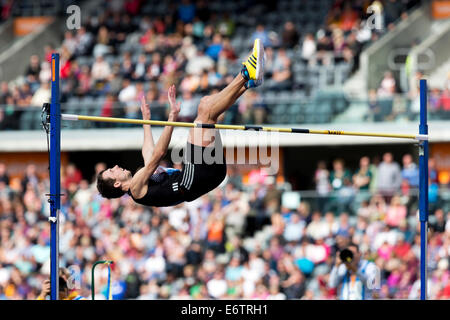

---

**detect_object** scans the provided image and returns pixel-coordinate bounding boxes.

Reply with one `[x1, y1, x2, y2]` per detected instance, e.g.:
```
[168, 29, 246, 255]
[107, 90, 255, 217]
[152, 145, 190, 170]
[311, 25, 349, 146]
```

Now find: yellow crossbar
[61, 114, 427, 141]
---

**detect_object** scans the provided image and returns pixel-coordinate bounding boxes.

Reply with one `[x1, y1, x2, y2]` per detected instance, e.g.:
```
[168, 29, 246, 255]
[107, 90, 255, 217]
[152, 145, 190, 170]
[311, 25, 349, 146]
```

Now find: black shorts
[179, 138, 227, 202]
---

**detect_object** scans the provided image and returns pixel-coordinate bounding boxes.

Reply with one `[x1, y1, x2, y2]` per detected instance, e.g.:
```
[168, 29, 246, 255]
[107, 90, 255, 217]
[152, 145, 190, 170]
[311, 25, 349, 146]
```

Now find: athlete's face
[103, 165, 132, 186]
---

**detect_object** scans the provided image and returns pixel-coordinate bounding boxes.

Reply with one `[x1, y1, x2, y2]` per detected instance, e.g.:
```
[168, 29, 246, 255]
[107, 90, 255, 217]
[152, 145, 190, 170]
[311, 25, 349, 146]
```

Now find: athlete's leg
[188, 39, 264, 147]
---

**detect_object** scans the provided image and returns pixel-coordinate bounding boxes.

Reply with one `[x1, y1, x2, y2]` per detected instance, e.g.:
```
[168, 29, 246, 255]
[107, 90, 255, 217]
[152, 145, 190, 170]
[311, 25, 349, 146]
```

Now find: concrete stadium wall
[0, 17, 64, 82]
[360, 3, 432, 91]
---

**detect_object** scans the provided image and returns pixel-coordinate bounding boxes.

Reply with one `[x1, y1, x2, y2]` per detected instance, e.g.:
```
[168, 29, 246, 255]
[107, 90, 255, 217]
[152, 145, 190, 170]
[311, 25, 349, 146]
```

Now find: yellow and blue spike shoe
[245, 77, 264, 89]
[241, 38, 265, 81]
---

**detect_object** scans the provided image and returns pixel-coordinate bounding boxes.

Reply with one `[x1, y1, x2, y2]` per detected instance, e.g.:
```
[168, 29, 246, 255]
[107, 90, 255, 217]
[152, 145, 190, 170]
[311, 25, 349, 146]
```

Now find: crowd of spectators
[365, 70, 450, 122]
[0, 149, 449, 300]
[0, 0, 428, 130]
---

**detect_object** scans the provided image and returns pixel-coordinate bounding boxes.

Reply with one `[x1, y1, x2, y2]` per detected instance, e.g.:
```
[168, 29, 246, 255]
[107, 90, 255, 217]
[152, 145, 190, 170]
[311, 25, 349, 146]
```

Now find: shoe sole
[254, 39, 264, 81]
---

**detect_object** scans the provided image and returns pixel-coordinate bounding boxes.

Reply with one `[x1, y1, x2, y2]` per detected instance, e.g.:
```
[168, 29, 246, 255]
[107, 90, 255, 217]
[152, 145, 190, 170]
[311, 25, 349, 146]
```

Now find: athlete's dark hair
[96, 169, 126, 199]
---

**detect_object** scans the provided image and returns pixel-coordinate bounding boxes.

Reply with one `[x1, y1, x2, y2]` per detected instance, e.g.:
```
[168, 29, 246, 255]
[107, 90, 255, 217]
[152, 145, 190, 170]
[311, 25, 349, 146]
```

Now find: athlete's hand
[140, 94, 151, 121]
[167, 84, 180, 120]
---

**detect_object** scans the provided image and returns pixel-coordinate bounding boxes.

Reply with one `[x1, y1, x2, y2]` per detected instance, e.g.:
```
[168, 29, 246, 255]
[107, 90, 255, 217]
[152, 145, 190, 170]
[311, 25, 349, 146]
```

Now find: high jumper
[96, 39, 265, 207]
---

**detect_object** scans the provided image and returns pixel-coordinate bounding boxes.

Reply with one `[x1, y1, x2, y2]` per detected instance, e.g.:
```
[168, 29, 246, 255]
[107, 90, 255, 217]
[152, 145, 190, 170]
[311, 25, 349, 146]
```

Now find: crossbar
[61, 114, 426, 141]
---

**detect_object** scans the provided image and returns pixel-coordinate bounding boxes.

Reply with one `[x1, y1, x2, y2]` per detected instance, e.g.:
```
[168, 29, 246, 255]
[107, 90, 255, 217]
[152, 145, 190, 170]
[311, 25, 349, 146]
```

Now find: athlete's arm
[140, 94, 156, 166]
[130, 85, 180, 198]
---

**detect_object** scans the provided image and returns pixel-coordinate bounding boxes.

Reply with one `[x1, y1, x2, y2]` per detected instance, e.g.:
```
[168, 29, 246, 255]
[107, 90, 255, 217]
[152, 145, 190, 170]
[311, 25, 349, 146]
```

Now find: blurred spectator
[314, 29, 333, 66]
[205, 34, 223, 61]
[353, 156, 372, 191]
[366, 89, 383, 122]
[401, 154, 419, 189]
[283, 213, 305, 243]
[281, 21, 299, 49]
[63, 31, 77, 55]
[91, 55, 111, 82]
[30, 82, 51, 107]
[339, 2, 359, 32]
[178, 0, 196, 23]
[177, 90, 198, 122]
[385, 195, 407, 228]
[217, 13, 235, 38]
[376, 152, 402, 201]
[186, 50, 214, 76]
[377, 71, 396, 98]
[74, 26, 94, 57]
[251, 24, 271, 48]
[330, 159, 351, 193]
[301, 33, 317, 64]
[24, 55, 41, 87]
[282, 269, 306, 299]
[267, 48, 292, 90]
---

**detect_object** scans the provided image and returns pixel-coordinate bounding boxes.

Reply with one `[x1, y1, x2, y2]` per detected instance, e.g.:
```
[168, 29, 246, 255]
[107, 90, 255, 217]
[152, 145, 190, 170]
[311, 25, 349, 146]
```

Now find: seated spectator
[99, 92, 117, 119]
[178, 0, 196, 23]
[267, 48, 292, 90]
[251, 24, 271, 48]
[145, 52, 162, 81]
[281, 269, 306, 299]
[301, 33, 317, 64]
[366, 89, 383, 122]
[339, 2, 358, 32]
[30, 82, 51, 106]
[205, 33, 223, 61]
[119, 52, 135, 80]
[186, 50, 214, 76]
[93, 26, 113, 57]
[281, 21, 299, 49]
[77, 65, 92, 96]
[24, 55, 41, 88]
[132, 54, 147, 81]
[91, 55, 111, 82]
[283, 213, 305, 243]
[216, 12, 235, 37]
[39, 61, 52, 84]
[438, 87, 450, 113]
[377, 71, 396, 98]
[385, 195, 407, 228]
[314, 29, 334, 66]
[0, 81, 10, 104]
[74, 26, 94, 57]
[332, 28, 346, 58]
[63, 163, 82, 190]
[62, 31, 77, 55]
[177, 90, 198, 123]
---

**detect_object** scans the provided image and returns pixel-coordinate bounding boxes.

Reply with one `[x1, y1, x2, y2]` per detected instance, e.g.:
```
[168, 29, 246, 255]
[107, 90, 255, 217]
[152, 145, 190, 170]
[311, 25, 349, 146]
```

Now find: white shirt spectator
[118, 84, 137, 103]
[91, 57, 111, 81]
[301, 36, 316, 61]
[306, 220, 330, 240]
[145, 255, 166, 275]
[30, 84, 51, 106]
[169, 207, 188, 231]
[283, 215, 305, 242]
[186, 53, 215, 76]
[373, 228, 400, 250]
[207, 278, 227, 298]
